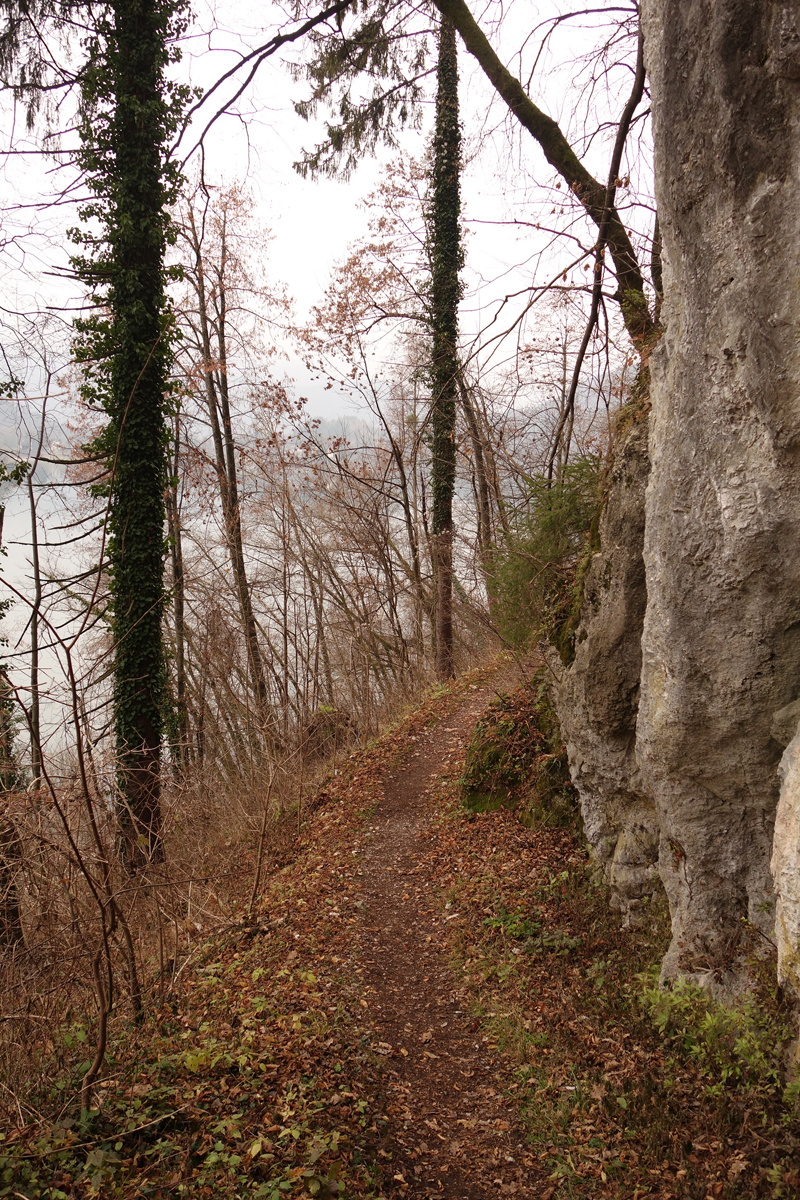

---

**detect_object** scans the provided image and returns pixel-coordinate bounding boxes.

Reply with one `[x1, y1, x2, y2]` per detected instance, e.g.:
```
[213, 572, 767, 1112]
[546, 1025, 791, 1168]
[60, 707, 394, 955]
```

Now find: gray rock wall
[553, 417, 660, 926]
[772, 724, 800, 1010]
[638, 0, 800, 990]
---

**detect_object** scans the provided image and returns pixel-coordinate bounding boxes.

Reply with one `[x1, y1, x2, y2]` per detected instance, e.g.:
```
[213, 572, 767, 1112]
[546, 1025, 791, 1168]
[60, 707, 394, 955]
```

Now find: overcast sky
[0, 0, 646, 406]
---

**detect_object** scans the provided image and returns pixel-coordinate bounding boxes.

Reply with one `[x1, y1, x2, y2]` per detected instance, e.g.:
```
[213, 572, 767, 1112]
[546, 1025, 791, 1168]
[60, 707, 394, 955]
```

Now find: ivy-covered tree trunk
[105, 0, 172, 864]
[430, 13, 462, 682]
[71, 0, 185, 864]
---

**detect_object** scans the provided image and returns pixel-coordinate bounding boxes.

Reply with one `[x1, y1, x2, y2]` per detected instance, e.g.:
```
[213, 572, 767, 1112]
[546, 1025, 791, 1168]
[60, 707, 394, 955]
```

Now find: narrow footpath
[357, 673, 539, 1198]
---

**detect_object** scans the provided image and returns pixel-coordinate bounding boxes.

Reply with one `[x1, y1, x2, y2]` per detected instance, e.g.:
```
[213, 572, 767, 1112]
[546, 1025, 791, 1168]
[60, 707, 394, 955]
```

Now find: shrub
[639, 968, 796, 1103]
[489, 455, 602, 652]
[459, 670, 577, 826]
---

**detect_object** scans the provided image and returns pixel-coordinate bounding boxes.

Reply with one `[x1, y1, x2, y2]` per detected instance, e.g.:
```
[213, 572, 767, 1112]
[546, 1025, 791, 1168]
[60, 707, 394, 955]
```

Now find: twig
[546, 25, 647, 483]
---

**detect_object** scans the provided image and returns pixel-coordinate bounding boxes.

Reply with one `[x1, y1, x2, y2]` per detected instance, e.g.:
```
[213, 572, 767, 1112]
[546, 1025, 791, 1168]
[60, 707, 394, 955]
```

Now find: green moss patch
[459, 671, 578, 827]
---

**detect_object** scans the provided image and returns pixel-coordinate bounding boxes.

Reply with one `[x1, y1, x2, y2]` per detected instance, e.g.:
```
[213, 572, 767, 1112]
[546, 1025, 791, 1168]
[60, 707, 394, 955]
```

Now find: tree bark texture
[638, 0, 800, 989]
[109, 0, 170, 864]
[430, 14, 461, 682]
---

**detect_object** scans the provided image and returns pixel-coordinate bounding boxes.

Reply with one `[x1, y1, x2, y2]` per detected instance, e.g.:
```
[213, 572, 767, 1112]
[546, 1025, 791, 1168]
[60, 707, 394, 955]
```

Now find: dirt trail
[358, 672, 539, 1199]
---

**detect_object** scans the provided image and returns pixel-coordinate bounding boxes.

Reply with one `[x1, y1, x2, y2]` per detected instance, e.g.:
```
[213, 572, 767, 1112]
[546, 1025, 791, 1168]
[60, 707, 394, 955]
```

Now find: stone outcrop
[552, 416, 660, 926]
[773, 725, 800, 1008]
[771, 700, 800, 751]
[637, 0, 800, 990]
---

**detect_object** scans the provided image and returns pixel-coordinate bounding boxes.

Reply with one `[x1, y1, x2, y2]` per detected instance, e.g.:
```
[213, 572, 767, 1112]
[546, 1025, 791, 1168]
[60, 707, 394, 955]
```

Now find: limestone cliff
[638, 0, 800, 990]
[552, 416, 659, 926]
[773, 719, 800, 1010]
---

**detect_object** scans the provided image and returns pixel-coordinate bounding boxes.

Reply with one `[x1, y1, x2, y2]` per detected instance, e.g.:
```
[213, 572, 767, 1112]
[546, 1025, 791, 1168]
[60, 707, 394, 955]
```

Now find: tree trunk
[105, 0, 174, 866]
[185, 207, 275, 741]
[26, 472, 42, 789]
[457, 373, 493, 587]
[213, 230, 273, 733]
[638, 0, 800, 991]
[430, 13, 461, 682]
[433, 0, 653, 345]
[0, 813, 23, 948]
[167, 415, 188, 772]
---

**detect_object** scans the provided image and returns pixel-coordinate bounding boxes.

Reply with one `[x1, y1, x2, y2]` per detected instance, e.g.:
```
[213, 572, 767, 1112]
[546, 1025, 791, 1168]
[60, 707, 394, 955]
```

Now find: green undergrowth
[434, 779, 800, 1199]
[0, 929, 388, 1199]
[549, 396, 651, 668]
[459, 669, 578, 827]
[489, 455, 602, 658]
[6, 653, 800, 1199]
[488, 406, 654, 668]
[640, 967, 799, 1107]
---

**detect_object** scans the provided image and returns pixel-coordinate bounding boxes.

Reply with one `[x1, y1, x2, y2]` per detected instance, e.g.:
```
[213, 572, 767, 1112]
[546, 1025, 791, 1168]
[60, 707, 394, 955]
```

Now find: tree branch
[432, 0, 653, 342]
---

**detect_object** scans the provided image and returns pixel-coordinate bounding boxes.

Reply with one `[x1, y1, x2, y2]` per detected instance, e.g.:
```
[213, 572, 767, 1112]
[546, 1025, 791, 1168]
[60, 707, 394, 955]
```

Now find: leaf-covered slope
[2, 656, 798, 1199]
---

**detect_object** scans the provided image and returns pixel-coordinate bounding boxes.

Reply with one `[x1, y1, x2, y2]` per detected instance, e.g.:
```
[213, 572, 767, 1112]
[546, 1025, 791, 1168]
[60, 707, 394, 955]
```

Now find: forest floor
[4, 654, 800, 1199]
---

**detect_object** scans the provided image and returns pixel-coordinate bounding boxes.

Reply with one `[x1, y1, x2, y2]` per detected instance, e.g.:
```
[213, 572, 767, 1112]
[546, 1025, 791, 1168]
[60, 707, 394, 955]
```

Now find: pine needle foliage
[291, 0, 433, 178]
[490, 455, 602, 654]
[0, 0, 82, 128]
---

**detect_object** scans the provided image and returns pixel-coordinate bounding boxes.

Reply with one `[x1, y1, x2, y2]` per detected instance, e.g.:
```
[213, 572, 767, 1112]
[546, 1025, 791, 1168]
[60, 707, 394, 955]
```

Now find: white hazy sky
[171, 0, 646, 408]
[0, 0, 644, 409]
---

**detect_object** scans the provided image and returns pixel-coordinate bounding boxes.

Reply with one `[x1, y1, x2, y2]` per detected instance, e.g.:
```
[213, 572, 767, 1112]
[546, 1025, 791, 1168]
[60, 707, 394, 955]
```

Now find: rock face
[638, 0, 800, 989]
[773, 728, 800, 1007]
[553, 417, 660, 926]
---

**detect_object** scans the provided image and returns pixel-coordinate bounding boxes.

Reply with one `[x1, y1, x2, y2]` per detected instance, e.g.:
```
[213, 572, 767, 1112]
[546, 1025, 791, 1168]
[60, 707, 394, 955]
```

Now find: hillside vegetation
[2, 657, 798, 1199]
[2, 3, 800, 1196]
